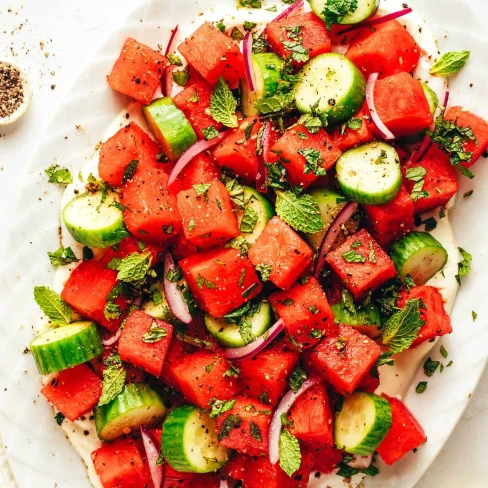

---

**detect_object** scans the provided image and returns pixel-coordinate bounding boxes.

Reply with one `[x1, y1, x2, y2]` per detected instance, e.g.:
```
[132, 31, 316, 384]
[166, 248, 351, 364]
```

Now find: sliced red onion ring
[165, 25, 179, 56]
[219, 479, 230, 488]
[161, 65, 175, 97]
[442, 90, 450, 110]
[243, 32, 256, 92]
[269, 376, 324, 464]
[163, 253, 192, 324]
[314, 202, 358, 278]
[336, 8, 413, 36]
[273, 0, 304, 22]
[168, 132, 228, 185]
[102, 328, 122, 347]
[224, 318, 285, 362]
[257, 120, 271, 193]
[366, 73, 395, 140]
[141, 426, 165, 488]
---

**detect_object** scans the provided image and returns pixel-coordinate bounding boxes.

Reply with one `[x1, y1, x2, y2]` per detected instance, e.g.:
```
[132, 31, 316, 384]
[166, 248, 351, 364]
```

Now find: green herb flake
[440, 345, 448, 358]
[33, 286, 72, 325]
[463, 190, 474, 198]
[258, 392, 269, 404]
[455, 247, 472, 285]
[215, 22, 226, 33]
[210, 76, 238, 128]
[205, 362, 215, 373]
[346, 117, 362, 130]
[254, 91, 296, 116]
[240, 0, 262, 7]
[45, 164, 73, 185]
[416, 381, 428, 393]
[298, 148, 326, 176]
[54, 412, 65, 426]
[188, 217, 196, 232]
[142, 321, 168, 343]
[423, 357, 440, 377]
[250, 421, 262, 441]
[289, 366, 308, 392]
[109, 252, 152, 284]
[104, 301, 122, 321]
[209, 398, 236, 419]
[231, 27, 245, 41]
[196, 274, 217, 290]
[122, 159, 138, 183]
[342, 249, 365, 263]
[279, 429, 301, 477]
[430, 51, 471, 77]
[283, 298, 295, 306]
[218, 413, 242, 441]
[47, 246, 79, 266]
[193, 183, 212, 197]
[244, 21, 257, 31]
[98, 354, 126, 406]
[406, 166, 429, 202]
[238, 268, 247, 287]
[167, 53, 182, 66]
[322, 0, 358, 29]
[224, 365, 241, 378]
[240, 206, 258, 234]
[256, 263, 272, 282]
[202, 126, 220, 140]
[472, 310, 477, 321]
[368, 241, 377, 264]
[172, 65, 190, 87]
[275, 190, 324, 233]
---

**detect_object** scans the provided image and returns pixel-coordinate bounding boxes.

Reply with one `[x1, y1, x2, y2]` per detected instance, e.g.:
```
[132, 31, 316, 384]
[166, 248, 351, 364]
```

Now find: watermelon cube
[178, 22, 245, 87]
[41, 364, 102, 422]
[118, 311, 173, 377]
[325, 229, 397, 300]
[376, 394, 427, 465]
[179, 247, 262, 317]
[248, 217, 313, 290]
[108, 38, 167, 104]
[311, 324, 381, 395]
[269, 276, 336, 350]
[397, 285, 452, 346]
[332, 102, 375, 151]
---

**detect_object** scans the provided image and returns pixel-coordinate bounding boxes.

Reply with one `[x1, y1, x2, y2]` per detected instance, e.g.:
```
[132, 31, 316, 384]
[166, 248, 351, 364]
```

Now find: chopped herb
[187, 91, 199, 103]
[193, 183, 212, 198]
[416, 381, 428, 393]
[202, 126, 220, 140]
[240, 0, 262, 7]
[336, 462, 359, 478]
[167, 53, 182, 66]
[98, 354, 126, 406]
[321, 0, 358, 29]
[48, 246, 79, 266]
[405, 274, 416, 291]
[196, 274, 217, 290]
[440, 345, 448, 358]
[455, 247, 472, 285]
[244, 21, 257, 31]
[224, 365, 241, 377]
[142, 321, 168, 343]
[250, 422, 262, 441]
[406, 166, 429, 202]
[254, 91, 296, 116]
[205, 362, 215, 373]
[430, 50, 470, 77]
[423, 357, 440, 377]
[298, 148, 326, 176]
[375, 149, 388, 165]
[368, 242, 377, 263]
[238, 268, 247, 287]
[281, 412, 294, 427]
[108, 252, 152, 284]
[258, 392, 269, 404]
[252, 34, 269, 54]
[283, 298, 295, 306]
[210, 76, 238, 128]
[215, 22, 226, 33]
[289, 366, 308, 392]
[165, 266, 183, 283]
[297, 114, 323, 134]
[463, 190, 473, 198]
[256, 263, 272, 282]
[54, 412, 65, 426]
[33, 286, 72, 325]
[351, 239, 362, 249]
[309, 329, 324, 339]
[447, 360, 453, 367]
[275, 189, 324, 233]
[218, 414, 242, 441]
[122, 159, 138, 183]
[264, 161, 289, 190]
[361, 464, 380, 477]
[342, 249, 365, 263]
[188, 217, 196, 231]
[104, 301, 122, 321]
[231, 27, 245, 41]
[282, 39, 309, 63]
[265, 4, 277, 11]
[242, 282, 259, 297]
[163, 224, 173, 234]
[472, 310, 477, 321]
[109, 200, 126, 212]
[172, 65, 190, 86]
[346, 117, 362, 130]
[308, 305, 319, 315]
[240, 206, 259, 233]
[376, 351, 395, 368]
[422, 217, 437, 232]
[45, 164, 73, 184]
[279, 428, 301, 477]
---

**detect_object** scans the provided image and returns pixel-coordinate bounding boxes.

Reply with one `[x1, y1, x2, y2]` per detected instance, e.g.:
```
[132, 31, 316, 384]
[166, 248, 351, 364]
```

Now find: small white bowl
[0, 60, 32, 126]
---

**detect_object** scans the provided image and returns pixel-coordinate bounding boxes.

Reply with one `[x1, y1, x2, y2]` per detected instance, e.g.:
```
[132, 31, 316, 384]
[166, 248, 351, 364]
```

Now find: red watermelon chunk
[311, 324, 381, 395]
[108, 38, 167, 105]
[41, 364, 102, 422]
[269, 276, 336, 350]
[100, 237, 162, 266]
[332, 102, 375, 151]
[376, 394, 427, 465]
[178, 22, 245, 87]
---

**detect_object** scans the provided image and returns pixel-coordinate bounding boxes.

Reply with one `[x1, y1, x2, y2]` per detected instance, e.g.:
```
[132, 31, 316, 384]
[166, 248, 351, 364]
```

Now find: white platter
[0, 0, 487, 487]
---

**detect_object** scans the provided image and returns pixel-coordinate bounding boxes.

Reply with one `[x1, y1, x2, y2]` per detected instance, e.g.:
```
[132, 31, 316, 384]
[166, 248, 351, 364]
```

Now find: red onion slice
[224, 318, 285, 362]
[442, 90, 450, 110]
[141, 426, 165, 488]
[165, 25, 179, 55]
[273, 0, 304, 22]
[168, 132, 228, 185]
[243, 32, 256, 92]
[314, 202, 358, 278]
[161, 66, 176, 97]
[336, 8, 413, 36]
[269, 376, 324, 464]
[257, 120, 271, 193]
[102, 328, 122, 347]
[366, 73, 395, 140]
[163, 253, 192, 324]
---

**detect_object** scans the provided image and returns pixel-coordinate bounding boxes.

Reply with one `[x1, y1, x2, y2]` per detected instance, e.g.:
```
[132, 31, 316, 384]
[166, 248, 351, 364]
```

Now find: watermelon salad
[30, 0, 488, 487]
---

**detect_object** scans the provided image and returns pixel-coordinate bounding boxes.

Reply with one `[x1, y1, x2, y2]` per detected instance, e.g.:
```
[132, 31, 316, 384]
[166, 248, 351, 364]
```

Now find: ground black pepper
[0, 62, 25, 118]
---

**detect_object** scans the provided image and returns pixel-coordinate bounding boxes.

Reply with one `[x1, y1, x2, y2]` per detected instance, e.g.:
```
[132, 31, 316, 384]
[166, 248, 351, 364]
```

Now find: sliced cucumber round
[331, 301, 381, 339]
[162, 405, 230, 473]
[242, 53, 285, 117]
[236, 187, 275, 244]
[305, 187, 360, 251]
[143, 97, 197, 161]
[335, 391, 392, 456]
[336, 142, 402, 205]
[204, 300, 272, 348]
[390, 231, 448, 285]
[95, 383, 166, 441]
[294, 53, 366, 124]
[30, 321, 103, 375]
[310, 0, 379, 25]
[63, 190, 129, 249]
[142, 280, 176, 323]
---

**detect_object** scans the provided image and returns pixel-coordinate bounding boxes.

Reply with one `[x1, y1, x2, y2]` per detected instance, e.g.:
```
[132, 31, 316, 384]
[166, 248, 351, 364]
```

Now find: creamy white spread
[34, 2, 457, 487]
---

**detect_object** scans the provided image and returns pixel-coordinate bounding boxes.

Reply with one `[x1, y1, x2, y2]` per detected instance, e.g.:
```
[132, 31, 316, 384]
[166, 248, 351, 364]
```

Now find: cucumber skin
[237, 187, 275, 244]
[63, 192, 130, 249]
[331, 302, 381, 339]
[95, 383, 166, 441]
[162, 405, 227, 473]
[143, 97, 197, 161]
[30, 322, 103, 375]
[294, 53, 366, 124]
[335, 392, 392, 456]
[389, 231, 448, 283]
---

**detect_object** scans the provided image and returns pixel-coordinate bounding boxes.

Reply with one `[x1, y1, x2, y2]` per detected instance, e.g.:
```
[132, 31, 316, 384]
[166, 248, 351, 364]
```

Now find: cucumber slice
[242, 53, 285, 117]
[142, 280, 176, 323]
[294, 53, 366, 124]
[310, 0, 379, 25]
[95, 383, 166, 441]
[236, 187, 275, 244]
[335, 391, 392, 456]
[331, 301, 381, 339]
[63, 190, 129, 249]
[30, 321, 103, 375]
[143, 97, 197, 161]
[304, 187, 360, 251]
[390, 231, 448, 285]
[162, 405, 230, 473]
[204, 300, 272, 348]
[336, 142, 402, 205]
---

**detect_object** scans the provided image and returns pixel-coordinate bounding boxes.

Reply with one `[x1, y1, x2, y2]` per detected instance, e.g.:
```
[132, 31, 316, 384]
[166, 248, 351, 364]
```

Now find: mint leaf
[255, 263, 272, 282]
[456, 247, 472, 284]
[275, 190, 324, 233]
[289, 366, 307, 392]
[98, 354, 127, 406]
[297, 114, 323, 134]
[109, 252, 152, 284]
[172, 66, 190, 87]
[322, 0, 358, 29]
[210, 77, 238, 128]
[193, 183, 212, 197]
[240, 0, 262, 7]
[244, 21, 257, 31]
[423, 357, 440, 377]
[416, 381, 428, 393]
[342, 249, 365, 263]
[167, 53, 182, 66]
[45, 164, 73, 185]
[209, 398, 236, 419]
[382, 298, 424, 353]
[104, 301, 122, 321]
[231, 27, 245, 41]
[406, 166, 429, 202]
[298, 148, 326, 176]
[47, 246, 79, 266]
[430, 51, 470, 76]
[279, 429, 301, 477]
[240, 206, 258, 233]
[202, 126, 220, 140]
[346, 118, 362, 130]
[142, 321, 168, 343]
[33, 286, 72, 325]
[254, 91, 295, 116]
[218, 414, 242, 441]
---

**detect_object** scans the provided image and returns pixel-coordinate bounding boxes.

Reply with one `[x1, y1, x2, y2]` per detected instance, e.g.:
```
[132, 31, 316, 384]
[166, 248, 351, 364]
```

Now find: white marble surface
[0, 0, 486, 487]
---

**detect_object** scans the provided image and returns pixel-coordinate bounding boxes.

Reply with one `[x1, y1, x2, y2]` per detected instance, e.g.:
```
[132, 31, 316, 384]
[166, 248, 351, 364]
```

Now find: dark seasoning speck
[0, 62, 24, 118]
